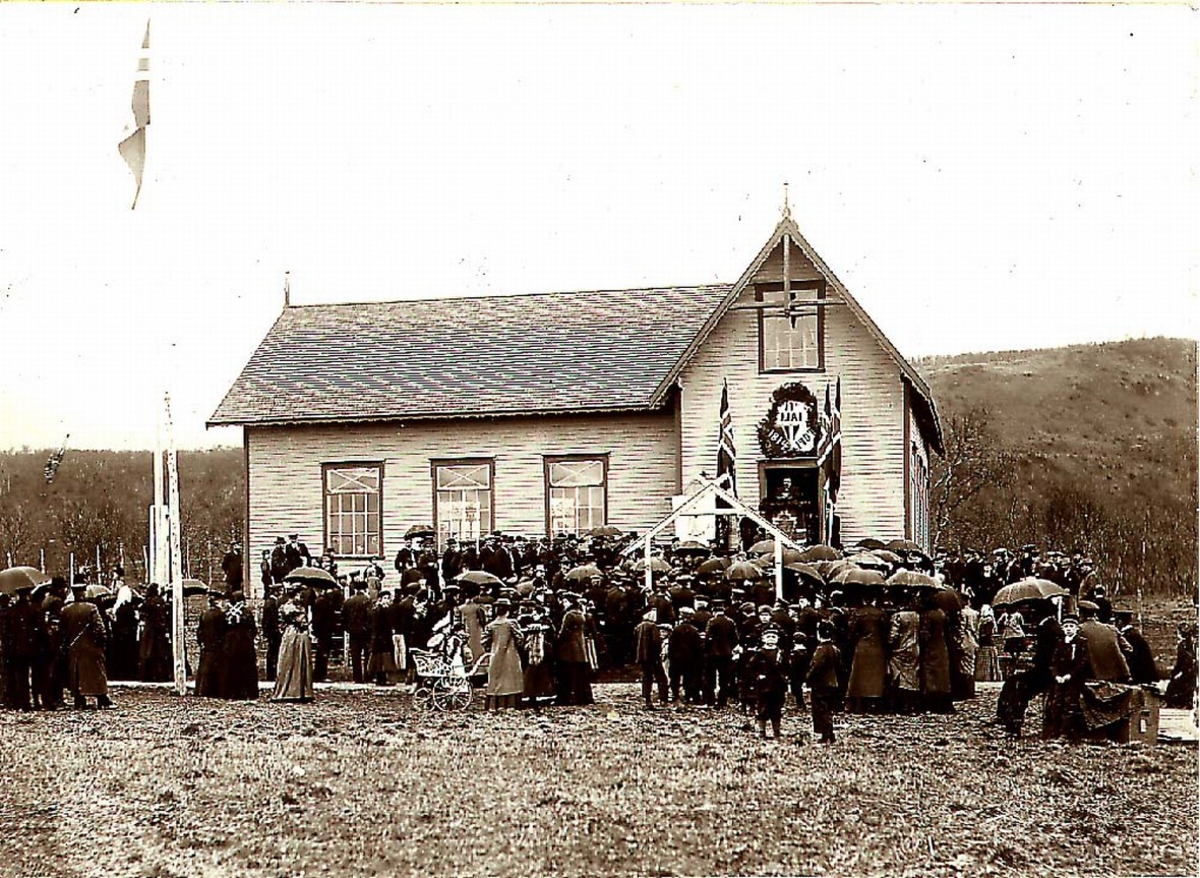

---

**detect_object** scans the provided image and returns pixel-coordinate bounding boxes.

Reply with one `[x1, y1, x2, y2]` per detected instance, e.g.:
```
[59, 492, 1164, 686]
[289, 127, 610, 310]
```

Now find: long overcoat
[483, 617, 525, 696]
[888, 610, 921, 691]
[61, 601, 108, 696]
[847, 605, 888, 698]
[919, 608, 952, 696]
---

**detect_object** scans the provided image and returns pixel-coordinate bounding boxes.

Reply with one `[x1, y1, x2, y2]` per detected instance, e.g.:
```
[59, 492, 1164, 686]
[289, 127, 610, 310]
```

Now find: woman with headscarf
[271, 585, 314, 702]
[483, 598, 525, 710]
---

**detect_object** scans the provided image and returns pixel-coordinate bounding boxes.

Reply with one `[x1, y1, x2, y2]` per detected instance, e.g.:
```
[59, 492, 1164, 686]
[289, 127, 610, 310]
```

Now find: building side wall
[677, 241, 908, 545]
[245, 411, 678, 586]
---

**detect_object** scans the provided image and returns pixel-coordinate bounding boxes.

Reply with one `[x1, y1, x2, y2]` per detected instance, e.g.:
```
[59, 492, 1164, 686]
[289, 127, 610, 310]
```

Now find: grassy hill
[916, 337, 1197, 594]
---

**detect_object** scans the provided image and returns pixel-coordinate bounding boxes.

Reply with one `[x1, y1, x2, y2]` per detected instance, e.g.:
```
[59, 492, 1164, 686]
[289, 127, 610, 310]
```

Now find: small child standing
[806, 621, 843, 744]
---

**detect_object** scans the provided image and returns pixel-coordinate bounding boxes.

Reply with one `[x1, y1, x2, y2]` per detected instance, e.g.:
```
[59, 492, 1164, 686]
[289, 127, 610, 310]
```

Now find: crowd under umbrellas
[1, 529, 1195, 748]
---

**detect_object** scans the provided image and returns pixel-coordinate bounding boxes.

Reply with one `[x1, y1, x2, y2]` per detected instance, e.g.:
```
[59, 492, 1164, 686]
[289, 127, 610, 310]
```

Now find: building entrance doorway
[758, 464, 819, 544]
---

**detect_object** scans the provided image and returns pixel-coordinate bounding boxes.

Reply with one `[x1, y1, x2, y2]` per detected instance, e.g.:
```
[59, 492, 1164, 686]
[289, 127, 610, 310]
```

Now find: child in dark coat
[806, 621, 843, 744]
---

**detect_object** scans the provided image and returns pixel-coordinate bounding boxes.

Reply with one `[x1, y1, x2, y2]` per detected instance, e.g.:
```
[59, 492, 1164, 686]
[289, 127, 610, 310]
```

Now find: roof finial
[284, 270, 291, 308]
[782, 182, 791, 219]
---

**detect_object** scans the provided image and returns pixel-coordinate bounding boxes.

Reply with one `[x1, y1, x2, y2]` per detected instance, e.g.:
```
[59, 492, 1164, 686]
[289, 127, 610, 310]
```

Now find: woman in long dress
[271, 586, 314, 702]
[483, 599, 525, 710]
[845, 597, 887, 714]
[221, 591, 260, 700]
[974, 605, 1003, 682]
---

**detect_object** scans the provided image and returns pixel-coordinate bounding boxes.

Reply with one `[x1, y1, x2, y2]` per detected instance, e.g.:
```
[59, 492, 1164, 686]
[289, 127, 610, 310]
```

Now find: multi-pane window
[434, 461, 493, 550]
[760, 285, 822, 371]
[324, 464, 382, 557]
[546, 457, 607, 536]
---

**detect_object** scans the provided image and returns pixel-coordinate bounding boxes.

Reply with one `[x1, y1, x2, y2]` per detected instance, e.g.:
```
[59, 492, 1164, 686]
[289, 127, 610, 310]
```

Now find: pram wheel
[412, 686, 434, 711]
[433, 678, 472, 711]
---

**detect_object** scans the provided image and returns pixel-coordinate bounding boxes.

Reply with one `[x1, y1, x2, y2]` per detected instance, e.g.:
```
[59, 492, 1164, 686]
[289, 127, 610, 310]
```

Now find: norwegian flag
[118, 21, 151, 209]
[44, 436, 69, 484]
[717, 379, 737, 496]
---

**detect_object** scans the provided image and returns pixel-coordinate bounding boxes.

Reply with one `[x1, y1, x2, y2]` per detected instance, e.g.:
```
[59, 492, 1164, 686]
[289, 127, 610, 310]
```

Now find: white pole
[40, 548, 45, 573]
[69, 552, 75, 585]
[775, 538, 784, 601]
[644, 535, 653, 593]
[165, 393, 187, 695]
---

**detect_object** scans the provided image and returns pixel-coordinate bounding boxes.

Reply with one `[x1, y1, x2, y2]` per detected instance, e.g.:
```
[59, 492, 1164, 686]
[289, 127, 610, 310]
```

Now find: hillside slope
[918, 337, 1197, 511]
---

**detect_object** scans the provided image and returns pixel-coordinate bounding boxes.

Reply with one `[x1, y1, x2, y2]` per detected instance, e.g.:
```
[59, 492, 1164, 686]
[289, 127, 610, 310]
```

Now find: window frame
[756, 280, 826, 374]
[321, 460, 385, 559]
[430, 458, 497, 551]
[543, 454, 610, 538]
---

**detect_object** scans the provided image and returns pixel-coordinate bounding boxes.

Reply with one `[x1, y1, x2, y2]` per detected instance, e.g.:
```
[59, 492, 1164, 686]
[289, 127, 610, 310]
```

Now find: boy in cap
[806, 621, 843, 743]
[634, 608, 669, 708]
[744, 626, 789, 739]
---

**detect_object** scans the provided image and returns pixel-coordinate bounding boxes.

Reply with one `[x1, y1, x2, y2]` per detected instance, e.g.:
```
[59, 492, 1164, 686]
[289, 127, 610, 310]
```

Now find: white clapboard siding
[677, 249, 908, 544]
[246, 410, 678, 575]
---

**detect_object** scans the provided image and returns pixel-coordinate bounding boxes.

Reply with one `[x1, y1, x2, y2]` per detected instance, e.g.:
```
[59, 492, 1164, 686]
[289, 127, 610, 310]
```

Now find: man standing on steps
[221, 540, 244, 596]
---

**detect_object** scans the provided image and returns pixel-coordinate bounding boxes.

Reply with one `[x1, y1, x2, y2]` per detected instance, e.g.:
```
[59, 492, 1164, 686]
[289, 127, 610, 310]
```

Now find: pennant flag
[828, 378, 842, 499]
[717, 379, 737, 497]
[43, 435, 69, 484]
[118, 21, 151, 209]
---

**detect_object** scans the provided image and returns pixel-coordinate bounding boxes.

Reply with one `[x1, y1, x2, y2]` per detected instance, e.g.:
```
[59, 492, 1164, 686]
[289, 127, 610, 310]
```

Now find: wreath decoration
[757, 382, 822, 458]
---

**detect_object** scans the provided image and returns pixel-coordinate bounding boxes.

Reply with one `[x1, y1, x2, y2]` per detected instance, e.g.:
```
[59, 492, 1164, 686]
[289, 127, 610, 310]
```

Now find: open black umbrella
[856, 538, 887, 551]
[405, 524, 437, 539]
[0, 566, 51, 596]
[726, 560, 765, 581]
[748, 539, 777, 556]
[832, 567, 886, 587]
[992, 578, 1068, 607]
[799, 545, 841, 562]
[885, 570, 941, 590]
[783, 562, 825, 589]
[589, 525, 623, 539]
[886, 539, 925, 554]
[675, 541, 711, 556]
[565, 563, 604, 583]
[456, 570, 505, 588]
[284, 567, 339, 589]
[696, 558, 729, 576]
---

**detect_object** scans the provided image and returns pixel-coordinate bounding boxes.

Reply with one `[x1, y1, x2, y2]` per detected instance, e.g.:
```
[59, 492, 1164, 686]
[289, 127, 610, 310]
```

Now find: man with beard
[221, 541, 244, 595]
[285, 534, 311, 574]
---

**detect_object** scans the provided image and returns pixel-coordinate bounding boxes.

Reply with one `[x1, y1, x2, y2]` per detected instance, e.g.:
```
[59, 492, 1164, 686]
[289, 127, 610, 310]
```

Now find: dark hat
[760, 625, 781, 638]
[275, 537, 286, 544]
[1077, 600, 1099, 612]
[1112, 606, 1136, 619]
[1061, 612, 1080, 623]
[816, 621, 836, 640]
[494, 598, 512, 611]
[289, 533, 300, 540]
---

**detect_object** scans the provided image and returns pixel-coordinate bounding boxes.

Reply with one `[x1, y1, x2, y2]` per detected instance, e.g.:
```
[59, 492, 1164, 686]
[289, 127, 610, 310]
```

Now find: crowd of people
[2, 530, 1196, 746]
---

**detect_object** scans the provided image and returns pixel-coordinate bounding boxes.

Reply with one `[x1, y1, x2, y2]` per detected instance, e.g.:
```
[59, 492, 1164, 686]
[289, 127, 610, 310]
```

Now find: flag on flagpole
[717, 379, 737, 496]
[828, 377, 842, 499]
[118, 21, 151, 209]
[43, 434, 69, 484]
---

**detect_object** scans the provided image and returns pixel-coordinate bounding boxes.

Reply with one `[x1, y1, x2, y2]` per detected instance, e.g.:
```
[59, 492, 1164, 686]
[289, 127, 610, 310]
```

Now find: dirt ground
[0, 684, 1194, 878]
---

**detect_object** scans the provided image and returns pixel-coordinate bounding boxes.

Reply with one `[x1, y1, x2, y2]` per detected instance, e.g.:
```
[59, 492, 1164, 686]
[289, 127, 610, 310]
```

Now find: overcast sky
[0, 3, 1195, 452]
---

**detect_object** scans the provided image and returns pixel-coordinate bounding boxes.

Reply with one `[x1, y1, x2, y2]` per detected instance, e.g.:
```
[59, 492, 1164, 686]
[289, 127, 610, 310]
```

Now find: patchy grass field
[0, 686, 1194, 878]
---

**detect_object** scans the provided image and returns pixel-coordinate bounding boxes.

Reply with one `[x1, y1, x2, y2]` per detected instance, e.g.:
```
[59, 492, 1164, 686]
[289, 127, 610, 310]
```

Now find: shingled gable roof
[208, 284, 733, 427]
[650, 214, 944, 455]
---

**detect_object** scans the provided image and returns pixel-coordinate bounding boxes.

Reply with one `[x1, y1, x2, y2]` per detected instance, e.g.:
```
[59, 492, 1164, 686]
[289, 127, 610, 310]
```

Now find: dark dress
[1164, 633, 1198, 709]
[919, 608, 953, 713]
[846, 605, 887, 707]
[138, 595, 172, 682]
[220, 601, 260, 700]
[556, 609, 593, 705]
[109, 599, 140, 682]
[196, 606, 227, 697]
[1042, 634, 1091, 740]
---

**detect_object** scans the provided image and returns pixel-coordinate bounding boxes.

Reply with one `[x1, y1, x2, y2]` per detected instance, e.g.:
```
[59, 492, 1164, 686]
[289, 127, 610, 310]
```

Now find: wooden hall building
[210, 211, 942, 585]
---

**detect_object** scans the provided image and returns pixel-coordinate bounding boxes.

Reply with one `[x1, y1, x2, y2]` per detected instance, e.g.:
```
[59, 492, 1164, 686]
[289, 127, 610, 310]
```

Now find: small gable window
[758, 281, 824, 372]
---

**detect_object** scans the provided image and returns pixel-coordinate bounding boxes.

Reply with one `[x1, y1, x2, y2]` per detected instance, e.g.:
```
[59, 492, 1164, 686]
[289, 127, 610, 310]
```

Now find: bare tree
[930, 407, 1015, 552]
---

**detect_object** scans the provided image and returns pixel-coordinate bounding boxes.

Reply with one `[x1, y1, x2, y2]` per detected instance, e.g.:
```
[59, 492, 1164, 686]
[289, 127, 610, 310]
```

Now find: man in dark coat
[221, 541, 244, 595]
[311, 588, 340, 682]
[2, 588, 42, 710]
[441, 539, 463, 584]
[1114, 609, 1158, 685]
[555, 596, 593, 705]
[60, 586, 112, 708]
[633, 608, 668, 708]
[745, 626, 790, 739]
[342, 581, 374, 684]
[270, 537, 290, 584]
[667, 607, 704, 705]
[704, 601, 739, 708]
[806, 621, 843, 743]
[261, 586, 282, 681]
[196, 593, 227, 697]
[40, 580, 67, 708]
[284, 534, 311, 574]
[1078, 603, 1131, 683]
[1042, 614, 1091, 740]
[138, 584, 171, 682]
